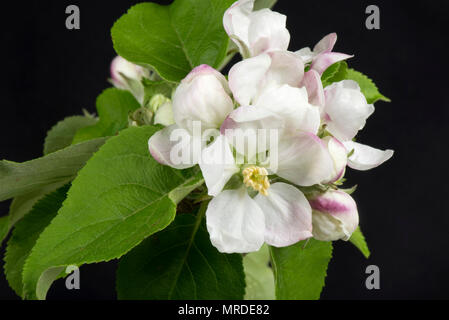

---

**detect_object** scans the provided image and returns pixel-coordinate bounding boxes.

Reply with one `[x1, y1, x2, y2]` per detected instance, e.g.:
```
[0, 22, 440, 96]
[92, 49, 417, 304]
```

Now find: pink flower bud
[309, 190, 358, 241]
[172, 65, 233, 133]
[110, 56, 148, 89]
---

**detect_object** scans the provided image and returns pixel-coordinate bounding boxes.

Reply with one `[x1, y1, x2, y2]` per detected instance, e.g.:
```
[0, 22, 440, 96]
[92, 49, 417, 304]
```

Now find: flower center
[242, 166, 270, 196]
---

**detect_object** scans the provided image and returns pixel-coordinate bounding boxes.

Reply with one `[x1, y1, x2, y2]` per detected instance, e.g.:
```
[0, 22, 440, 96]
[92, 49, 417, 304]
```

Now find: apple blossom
[223, 0, 290, 58]
[318, 80, 394, 172]
[201, 98, 334, 252]
[146, 1, 393, 253]
[148, 64, 233, 169]
[323, 80, 375, 142]
[201, 131, 333, 253]
[308, 189, 359, 241]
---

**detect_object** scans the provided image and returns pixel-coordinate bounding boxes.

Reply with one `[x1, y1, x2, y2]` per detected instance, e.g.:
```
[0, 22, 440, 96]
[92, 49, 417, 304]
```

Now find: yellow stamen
[242, 166, 270, 196]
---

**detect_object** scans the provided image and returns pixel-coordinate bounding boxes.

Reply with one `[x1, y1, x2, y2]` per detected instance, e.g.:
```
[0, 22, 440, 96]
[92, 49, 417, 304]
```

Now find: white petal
[295, 47, 315, 64]
[275, 132, 334, 186]
[206, 187, 265, 253]
[223, 0, 254, 57]
[148, 125, 200, 169]
[343, 141, 394, 171]
[258, 51, 304, 93]
[324, 80, 375, 141]
[311, 52, 353, 75]
[221, 105, 280, 160]
[256, 85, 321, 134]
[301, 69, 325, 108]
[173, 65, 233, 132]
[247, 9, 290, 56]
[255, 183, 312, 247]
[200, 135, 239, 197]
[313, 33, 337, 54]
[229, 54, 272, 106]
[222, 84, 321, 162]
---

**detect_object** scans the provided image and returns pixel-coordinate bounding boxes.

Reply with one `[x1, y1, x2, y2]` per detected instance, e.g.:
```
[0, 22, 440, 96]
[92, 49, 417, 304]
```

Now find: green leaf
[321, 61, 348, 87]
[0, 216, 8, 242]
[22, 126, 204, 300]
[345, 69, 391, 104]
[270, 239, 333, 300]
[1, 184, 67, 244]
[0, 138, 107, 203]
[4, 186, 69, 297]
[72, 88, 140, 144]
[243, 244, 275, 300]
[117, 213, 245, 300]
[111, 0, 235, 82]
[349, 227, 370, 258]
[44, 116, 97, 155]
[0, 138, 106, 243]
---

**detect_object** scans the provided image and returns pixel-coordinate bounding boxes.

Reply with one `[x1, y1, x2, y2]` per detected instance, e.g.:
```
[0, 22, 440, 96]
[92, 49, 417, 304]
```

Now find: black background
[0, 0, 448, 300]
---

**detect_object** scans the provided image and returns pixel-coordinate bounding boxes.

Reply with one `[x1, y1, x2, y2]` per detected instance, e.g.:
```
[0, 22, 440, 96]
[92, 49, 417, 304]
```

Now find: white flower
[110, 56, 149, 104]
[201, 132, 333, 253]
[296, 33, 353, 75]
[200, 99, 334, 252]
[223, 0, 290, 58]
[309, 189, 359, 241]
[323, 80, 375, 142]
[319, 80, 394, 171]
[148, 65, 233, 169]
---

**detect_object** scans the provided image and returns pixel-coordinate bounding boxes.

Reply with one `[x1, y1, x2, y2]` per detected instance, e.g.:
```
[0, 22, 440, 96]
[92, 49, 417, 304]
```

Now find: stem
[194, 199, 210, 228]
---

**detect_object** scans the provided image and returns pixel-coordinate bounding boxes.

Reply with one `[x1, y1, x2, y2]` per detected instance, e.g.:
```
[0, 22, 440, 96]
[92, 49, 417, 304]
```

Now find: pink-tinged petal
[200, 135, 239, 197]
[255, 182, 312, 247]
[148, 125, 200, 169]
[313, 33, 337, 54]
[261, 51, 304, 91]
[223, 0, 254, 57]
[276, 132, 334, 186]
[321, 137, 347, 183]
[206, 187, 265, 253]
[311, 52, 353, 75]
[182, 64, 230, 94]
[173, 65, 233, 132]
[229, 54, 272, 105]
[324, 80, 375, 141]
[343, 141, 394, 171]
[309, 189, 359, 241]
[110, 56, 127, 89]
[248, 9, 290, 56]
[301, 69, 325, 108]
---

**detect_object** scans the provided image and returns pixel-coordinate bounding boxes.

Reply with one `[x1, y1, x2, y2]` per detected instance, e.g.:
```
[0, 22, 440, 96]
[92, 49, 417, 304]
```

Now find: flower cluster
[113, 0, 393, 253]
